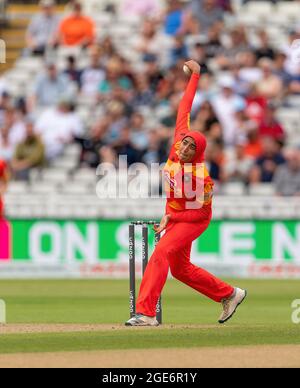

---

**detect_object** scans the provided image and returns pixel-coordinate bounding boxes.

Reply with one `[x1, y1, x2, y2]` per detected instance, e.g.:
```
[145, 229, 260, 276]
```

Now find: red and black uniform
[0, 160, 8, 219]
[136, 74, 234, 317]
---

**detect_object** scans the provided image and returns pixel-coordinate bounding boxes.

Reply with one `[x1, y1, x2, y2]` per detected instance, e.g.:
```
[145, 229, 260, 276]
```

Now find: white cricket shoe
[125, 314, 159, 327]
[218, 288, 247, 324]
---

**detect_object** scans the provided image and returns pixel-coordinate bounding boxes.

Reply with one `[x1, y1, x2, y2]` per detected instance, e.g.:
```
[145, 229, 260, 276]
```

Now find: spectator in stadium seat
[0, 78, 8, 98]
[98, 58, 133, 102]
[120, 0, 162, 19]
[211, 75, 246, 146]
[118, 56, 136, 85]
[0, 124, 14, 162]
[245, 84, 268, 125]
[172, 71, 190, 94]
[190, 43, 209, 75]
[192, 73, 216, 114]
[0, 92, 12, 127]
[30, 62, 74, 109]
[131, 74, 154, 109]
[249, 136, 285, 183]
[80, 46, 105, 98]
[129, 112, 148, 151]
[109, 87, 133, 116]
[221, 26, 249, 65]
[255, 30, 275, 61]
[77, 122, 106, 168]
[205, 140, 225, 185]
[230, 63, 251, 97]
[98, 145, 118, 166]
[234, 103, 258, 141]
[143, 55, 165, 93]
[258, 102, 285, 143]
[232, 26, 249, 51]
[15, 97, 28, 119]
[133, 19, 173, 67]
[205, 23, 223, 59]
[113, 127, 141, 166]
[0, 109, 26, 153]
[186, 0, 223, 33]
[191, 101, 222, 144]
[163, 0, 186, 36]
[35, 98, 83, 160]
[287, 66, 300, 95]
[274, 148, 300, 196]
[224, 140, 254, 184]
[26, 0, 60, 56]
[238, 51, 263, 85]
[282, 29, 300, 77]
[159, 93, 180, 130]
[98, 37, 117, 67]
[255, 58, 283, 100]
[63, 55, 82, 87]
[170, 35, 189, 66]
[273, 52, 292, 89]
[0, 107, 30, 164]
[243, 127, 263, 160]
[11, 117, 45, 180]
[100, 100, 129, 146]
[138, 128, 168, 166]
[216, 0, 232, 11]
[55, 1, 95, 47]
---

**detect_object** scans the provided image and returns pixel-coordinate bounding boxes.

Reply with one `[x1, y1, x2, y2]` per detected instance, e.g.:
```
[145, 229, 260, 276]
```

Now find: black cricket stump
[129, 221, 163, 324]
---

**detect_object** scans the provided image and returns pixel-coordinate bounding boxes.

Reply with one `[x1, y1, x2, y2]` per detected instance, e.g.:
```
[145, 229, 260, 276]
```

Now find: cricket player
[0, 159, 9, 220]
[126, 60, 247, 326]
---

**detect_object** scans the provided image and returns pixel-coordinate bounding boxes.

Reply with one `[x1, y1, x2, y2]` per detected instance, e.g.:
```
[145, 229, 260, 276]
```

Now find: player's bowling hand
[154, 214, 171, 234]
[184, 60, 200, 75]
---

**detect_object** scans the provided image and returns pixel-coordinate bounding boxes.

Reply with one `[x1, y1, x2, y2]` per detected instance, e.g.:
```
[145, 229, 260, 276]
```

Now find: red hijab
[181, 131, 207, 164]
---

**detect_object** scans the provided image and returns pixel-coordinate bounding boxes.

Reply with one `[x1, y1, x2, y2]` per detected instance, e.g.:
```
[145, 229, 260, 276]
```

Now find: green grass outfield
[0, 279, 299, 354]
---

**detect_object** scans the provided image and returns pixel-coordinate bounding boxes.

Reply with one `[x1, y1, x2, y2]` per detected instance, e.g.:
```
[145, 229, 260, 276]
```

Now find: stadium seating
[2, 0, 300, 221]
[41, 169, 70, 183]
[276, 1, 300, 21]
[244, 1, 274, 18]
[30, 182, 58, 195]
[248, 183, 276, 197]
[5, 191, 300, 220]
[73, 169, 97, 183]
[6, 181, 29, 195]
[222, 183, 246, 196]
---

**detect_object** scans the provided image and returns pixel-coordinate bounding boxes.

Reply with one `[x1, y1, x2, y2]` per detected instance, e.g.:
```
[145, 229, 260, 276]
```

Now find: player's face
[179, 137, 196, 163]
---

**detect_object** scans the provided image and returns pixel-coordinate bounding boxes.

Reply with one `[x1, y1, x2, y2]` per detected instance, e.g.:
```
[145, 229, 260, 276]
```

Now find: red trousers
[136, 215, 234, 317]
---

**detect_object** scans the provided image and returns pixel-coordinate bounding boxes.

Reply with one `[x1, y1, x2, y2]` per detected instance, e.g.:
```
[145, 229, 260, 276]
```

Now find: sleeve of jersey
[174, 73, 200, 141]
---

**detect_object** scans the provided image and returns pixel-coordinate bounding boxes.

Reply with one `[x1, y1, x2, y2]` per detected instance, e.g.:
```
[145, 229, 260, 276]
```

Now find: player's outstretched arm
[174, 60, 200, 140]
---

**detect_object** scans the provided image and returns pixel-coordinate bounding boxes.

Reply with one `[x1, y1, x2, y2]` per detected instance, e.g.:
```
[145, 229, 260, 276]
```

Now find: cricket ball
[183, 64, 192, 76]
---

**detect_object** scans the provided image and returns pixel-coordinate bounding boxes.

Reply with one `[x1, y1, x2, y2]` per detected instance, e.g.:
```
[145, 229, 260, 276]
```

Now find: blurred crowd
[1, 0, 300, 196]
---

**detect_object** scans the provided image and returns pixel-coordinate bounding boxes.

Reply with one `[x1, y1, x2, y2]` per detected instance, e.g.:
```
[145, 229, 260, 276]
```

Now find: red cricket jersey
[163, 73, 214, 223]
[259, 120, 285, 141]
